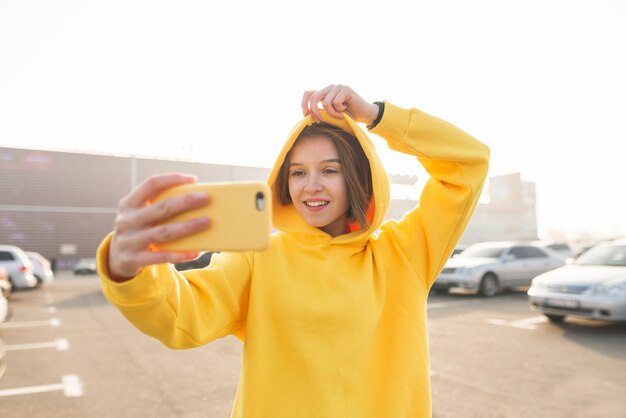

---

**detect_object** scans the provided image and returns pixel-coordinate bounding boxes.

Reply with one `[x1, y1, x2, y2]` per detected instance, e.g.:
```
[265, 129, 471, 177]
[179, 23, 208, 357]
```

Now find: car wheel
[432, 287, 449, 295]
[479, 273, 499, 297]
[545, 313, 565, 323]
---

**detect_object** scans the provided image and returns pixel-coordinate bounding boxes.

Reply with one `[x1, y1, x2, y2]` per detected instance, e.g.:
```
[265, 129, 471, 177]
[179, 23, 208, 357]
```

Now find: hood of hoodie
[267, 110, 390, 245]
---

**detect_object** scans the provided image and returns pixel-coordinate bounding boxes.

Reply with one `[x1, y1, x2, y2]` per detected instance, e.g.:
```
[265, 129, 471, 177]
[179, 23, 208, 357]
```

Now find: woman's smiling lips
[303, 199, 330, 212]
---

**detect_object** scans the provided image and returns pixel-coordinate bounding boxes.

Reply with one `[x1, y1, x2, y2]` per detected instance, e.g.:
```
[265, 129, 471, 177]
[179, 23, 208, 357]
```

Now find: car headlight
[590, 280, 626, 297]
[458, 266, 477, 275]
[529, 280, 547, 290]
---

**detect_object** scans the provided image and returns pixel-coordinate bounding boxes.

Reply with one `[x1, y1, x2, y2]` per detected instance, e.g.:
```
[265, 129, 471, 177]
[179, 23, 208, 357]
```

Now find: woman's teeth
[305, 201, 329, 207]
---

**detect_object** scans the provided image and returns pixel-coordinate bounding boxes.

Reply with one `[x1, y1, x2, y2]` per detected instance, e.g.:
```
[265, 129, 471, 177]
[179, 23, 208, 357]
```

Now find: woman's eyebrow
[289, 159, 341, 167]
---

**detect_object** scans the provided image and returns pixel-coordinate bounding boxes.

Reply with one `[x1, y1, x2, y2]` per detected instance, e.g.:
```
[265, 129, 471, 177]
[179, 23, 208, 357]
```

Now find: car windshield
[457, 246, 505, 258]
[575, 244, 626, 266]
[548, 244, 570, 252]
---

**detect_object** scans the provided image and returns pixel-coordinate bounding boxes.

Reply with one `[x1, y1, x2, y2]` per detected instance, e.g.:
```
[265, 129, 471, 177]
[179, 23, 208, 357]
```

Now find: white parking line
[3, 338, 70, 352]
[488, 316, 547, 330]
[0, 318, 61, 329]
[0, 375, 83, 398]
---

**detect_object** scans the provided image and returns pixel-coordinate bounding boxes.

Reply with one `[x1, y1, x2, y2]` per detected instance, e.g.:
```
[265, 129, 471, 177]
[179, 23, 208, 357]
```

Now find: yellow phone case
[150, 181, 272, 252]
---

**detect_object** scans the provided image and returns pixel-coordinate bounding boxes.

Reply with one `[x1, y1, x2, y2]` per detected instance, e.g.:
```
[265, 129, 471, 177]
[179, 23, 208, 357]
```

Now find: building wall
[0, 147, 269, 269]
[460, 173, 538, 245]
[386, 173, 538, 246]
[1, 147, 537, 267]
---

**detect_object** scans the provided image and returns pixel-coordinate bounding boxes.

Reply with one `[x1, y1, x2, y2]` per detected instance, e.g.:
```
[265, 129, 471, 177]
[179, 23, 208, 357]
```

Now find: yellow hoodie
[98, 101, 490, 418]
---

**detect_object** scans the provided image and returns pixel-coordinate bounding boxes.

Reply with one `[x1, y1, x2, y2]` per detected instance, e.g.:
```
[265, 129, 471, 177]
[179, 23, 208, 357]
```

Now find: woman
[98, 84, 490, 417]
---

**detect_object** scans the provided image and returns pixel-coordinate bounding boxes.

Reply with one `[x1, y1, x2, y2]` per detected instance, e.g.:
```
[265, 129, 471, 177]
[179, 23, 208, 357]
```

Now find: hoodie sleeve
[97, 233, 251, 348]
[371, 102, 490, 289]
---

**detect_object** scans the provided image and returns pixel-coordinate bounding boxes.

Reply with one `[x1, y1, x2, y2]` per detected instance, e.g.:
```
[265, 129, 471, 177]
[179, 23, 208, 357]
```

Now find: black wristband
[366, 101, 385, 130]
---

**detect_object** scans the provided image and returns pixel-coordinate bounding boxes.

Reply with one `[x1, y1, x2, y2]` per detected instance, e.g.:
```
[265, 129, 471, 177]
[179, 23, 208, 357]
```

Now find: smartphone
[149, 181, 272, 252]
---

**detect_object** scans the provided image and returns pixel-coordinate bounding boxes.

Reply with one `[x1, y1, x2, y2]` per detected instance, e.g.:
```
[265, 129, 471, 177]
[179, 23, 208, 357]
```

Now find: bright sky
[1, 0, 625, 241]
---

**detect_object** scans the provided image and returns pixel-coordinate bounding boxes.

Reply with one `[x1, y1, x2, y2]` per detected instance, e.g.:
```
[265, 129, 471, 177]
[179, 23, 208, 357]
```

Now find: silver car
[0, 265, 11, 298]
[528, 239, 626, 323]
[26, 251, 55, 285]
[433, 241, 566, 297]
[0, 245, 38, 289]
[73, 258, 97, 275]
[0, 282, 8, 323]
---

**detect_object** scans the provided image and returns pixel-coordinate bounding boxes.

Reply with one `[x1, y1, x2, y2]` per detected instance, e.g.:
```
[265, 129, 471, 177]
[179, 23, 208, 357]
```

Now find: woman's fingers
[116, 216, 210, 254]
[305, 84, 378, 125]
[132, 250, 201, 270]
[301, 90, 315, 116]
[302, 84, 359, 122]
[322, 84, 350, 119]
[120, 173, 197, 210]
[303, 85, 334, 122]
[117, 191, 210, 233]
[110, 246, 200, 279]
[108, 172, 208, 280]
[109, 216, 210, 278]
[141, 216, 210, 249]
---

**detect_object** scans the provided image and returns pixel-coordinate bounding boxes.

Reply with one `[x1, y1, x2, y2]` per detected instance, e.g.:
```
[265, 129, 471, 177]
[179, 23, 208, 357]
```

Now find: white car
[0, 266, 11, 298]
[528, 239, 626, 323]
[532, 241, 577, 259]
[433, 241, 566, 297]
[73, 258, 97, 275]
[0, 289, 8, 323]
[0, 245, 38, 289]
[26, 251, 55, 285]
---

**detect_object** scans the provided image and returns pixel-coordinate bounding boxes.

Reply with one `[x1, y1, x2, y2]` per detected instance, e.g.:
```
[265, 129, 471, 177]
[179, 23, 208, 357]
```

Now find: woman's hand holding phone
[108, 173, 210, 282]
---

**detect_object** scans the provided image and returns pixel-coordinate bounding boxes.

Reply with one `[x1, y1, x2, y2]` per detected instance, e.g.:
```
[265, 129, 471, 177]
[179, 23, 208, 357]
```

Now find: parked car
[174, 252, 215, 271]
[450, 245, 467, 258]
[26, 251, 54, 285]
[433, 241, 567, 297]
[0, 270, 8, 378]
[528, 239, 626, 323]
[73, 258, 97, 275]
[0, 285, 8, 323]
[533, 241, 577, 259]
[0, 266, 12, 298]
[0, 293, 8, 379]
[0, 245, 38, 290]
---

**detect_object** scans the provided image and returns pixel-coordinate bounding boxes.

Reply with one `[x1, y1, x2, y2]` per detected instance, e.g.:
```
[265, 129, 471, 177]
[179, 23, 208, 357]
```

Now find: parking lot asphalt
[1, 272, 625, 418]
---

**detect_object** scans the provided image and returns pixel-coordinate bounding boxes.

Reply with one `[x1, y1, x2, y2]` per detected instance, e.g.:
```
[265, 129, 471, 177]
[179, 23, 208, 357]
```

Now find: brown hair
[275, 122, 373, 229]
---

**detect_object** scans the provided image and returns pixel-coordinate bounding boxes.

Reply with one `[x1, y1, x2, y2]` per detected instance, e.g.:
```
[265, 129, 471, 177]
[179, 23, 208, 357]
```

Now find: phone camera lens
[255, 192, 265, 211]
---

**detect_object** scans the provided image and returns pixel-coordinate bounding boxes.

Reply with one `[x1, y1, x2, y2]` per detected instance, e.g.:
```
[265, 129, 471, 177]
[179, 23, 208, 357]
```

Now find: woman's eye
[290, 170, 304, 177]
[323, 168, 339, 175]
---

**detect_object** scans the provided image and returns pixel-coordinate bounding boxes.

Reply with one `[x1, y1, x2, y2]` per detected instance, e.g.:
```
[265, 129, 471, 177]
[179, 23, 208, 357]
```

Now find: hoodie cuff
[368, 101, 413, 146]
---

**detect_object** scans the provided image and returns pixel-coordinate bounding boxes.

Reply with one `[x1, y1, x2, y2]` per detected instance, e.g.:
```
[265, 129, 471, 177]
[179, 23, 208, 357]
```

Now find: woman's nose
[304, 174, 323, 193]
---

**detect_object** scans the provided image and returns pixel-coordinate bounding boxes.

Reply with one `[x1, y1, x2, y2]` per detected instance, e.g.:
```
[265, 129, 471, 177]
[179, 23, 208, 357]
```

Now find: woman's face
[287, 135, 349, 237]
